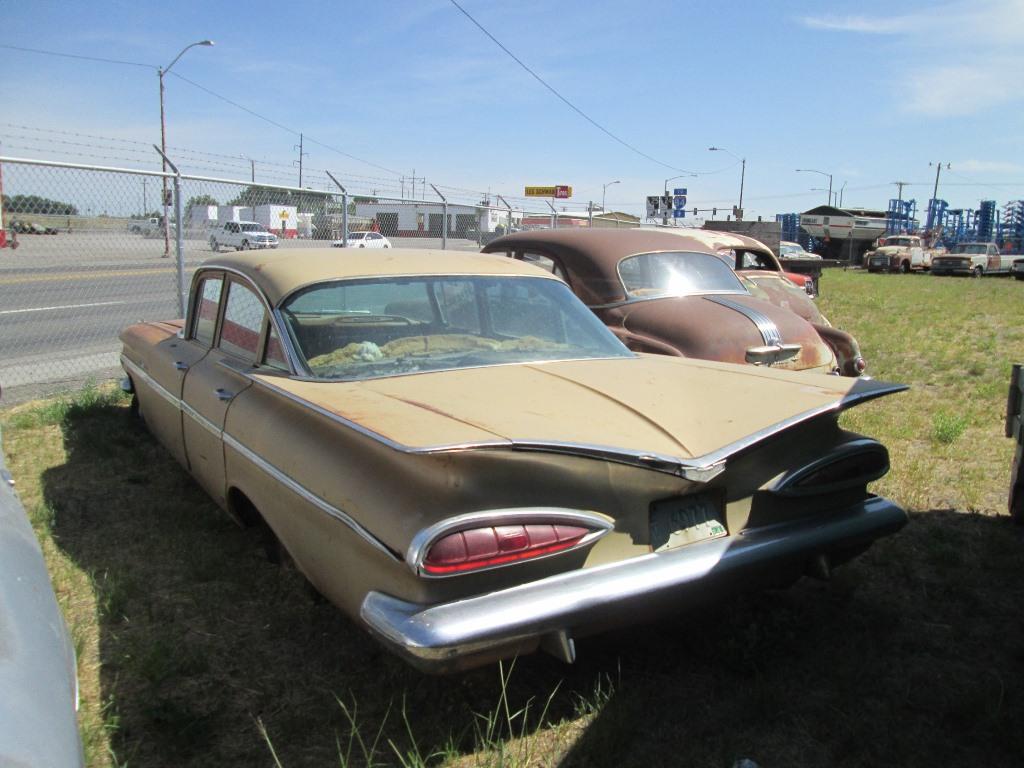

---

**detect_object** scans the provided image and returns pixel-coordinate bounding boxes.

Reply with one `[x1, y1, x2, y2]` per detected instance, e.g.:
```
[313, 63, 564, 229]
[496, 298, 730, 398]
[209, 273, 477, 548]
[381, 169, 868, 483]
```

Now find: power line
[447, 0, 695, 175]
[0, 43, 155, 69]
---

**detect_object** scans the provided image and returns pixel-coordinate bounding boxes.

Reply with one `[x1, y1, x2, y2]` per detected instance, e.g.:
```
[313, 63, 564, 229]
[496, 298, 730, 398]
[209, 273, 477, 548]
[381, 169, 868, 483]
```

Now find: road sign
[673, 195, 687, 209]
[279, 210, 289, 219]
[673, 188, 688, 196]
[673, 208, 686, 218]
[646, 195, 662, 218]
[525, 185, 572, 198]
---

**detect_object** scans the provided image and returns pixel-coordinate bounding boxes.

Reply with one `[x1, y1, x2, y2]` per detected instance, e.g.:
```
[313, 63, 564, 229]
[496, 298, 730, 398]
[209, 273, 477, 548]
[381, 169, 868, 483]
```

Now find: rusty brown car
[119, 248, 907, 672]
[483, 229, 854, 374]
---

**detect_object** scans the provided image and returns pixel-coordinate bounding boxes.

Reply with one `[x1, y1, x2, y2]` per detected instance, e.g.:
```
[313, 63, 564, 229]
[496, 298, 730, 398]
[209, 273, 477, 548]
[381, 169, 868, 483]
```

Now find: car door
[181, 277, 267, 507]
[132, 272, 223, 468]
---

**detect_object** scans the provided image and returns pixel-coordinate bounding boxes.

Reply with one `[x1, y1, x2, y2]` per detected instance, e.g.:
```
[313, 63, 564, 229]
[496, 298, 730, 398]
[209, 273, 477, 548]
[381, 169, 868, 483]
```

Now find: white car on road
[332, 231, 392, 249]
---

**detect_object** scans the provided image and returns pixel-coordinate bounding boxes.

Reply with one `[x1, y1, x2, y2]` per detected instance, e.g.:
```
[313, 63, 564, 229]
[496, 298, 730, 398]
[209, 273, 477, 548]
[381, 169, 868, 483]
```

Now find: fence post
[546, 200, 557, 229]
[431, 184, 448, 248]
[588, 201, 594, 228]
[153, 145, 186, 317]
[326, 171, 348, 246]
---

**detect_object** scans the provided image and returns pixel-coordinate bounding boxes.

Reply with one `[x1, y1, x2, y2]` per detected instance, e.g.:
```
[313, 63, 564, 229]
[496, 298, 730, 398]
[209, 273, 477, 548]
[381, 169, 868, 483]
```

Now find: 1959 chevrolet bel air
[119, 248, 908, 672]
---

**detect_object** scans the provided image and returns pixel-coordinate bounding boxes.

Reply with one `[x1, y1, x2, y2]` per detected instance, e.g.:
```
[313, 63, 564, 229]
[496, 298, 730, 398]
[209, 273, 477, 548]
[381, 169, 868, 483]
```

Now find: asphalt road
[0, 231, 480, 403]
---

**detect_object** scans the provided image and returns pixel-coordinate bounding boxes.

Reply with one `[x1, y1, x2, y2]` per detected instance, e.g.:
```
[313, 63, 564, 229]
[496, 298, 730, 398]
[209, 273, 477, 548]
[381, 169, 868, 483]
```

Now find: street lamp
[159, 39, 214, 257]
[796, 168, 833, 206]
[838, 180, 847, 207]
[708, 147, 745, 219]
[601, 180, 620, 213]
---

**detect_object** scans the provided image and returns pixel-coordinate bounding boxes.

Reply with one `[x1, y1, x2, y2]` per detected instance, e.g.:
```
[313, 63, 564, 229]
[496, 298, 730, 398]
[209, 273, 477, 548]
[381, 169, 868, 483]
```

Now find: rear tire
[209, 238, 219, 252]
[241, 239, 250, 251]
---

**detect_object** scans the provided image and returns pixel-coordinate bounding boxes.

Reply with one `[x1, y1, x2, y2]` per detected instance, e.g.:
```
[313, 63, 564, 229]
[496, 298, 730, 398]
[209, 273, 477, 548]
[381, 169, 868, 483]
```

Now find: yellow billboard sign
[525, 185, 572, 199]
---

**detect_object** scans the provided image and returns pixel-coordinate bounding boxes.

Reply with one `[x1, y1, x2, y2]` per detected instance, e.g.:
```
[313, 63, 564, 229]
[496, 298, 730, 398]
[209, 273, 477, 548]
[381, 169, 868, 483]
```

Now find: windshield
[952, 244, 987, 254]
[240, 223, 267, 233]
[618, 251, 746, 298]
[888, 238, 913, 247]
[280, 275, 631, 381]
[780, 244, 801, 256]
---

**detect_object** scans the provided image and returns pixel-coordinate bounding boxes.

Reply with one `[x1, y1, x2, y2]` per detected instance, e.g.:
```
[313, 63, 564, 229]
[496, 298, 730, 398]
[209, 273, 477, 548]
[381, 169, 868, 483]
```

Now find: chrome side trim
[406, 508, 614, 577]
[222, 433, 398, 561]
[121, 356, 396, 559]
[361, 495, 909, 672]
[121, 356, 178, 409]
[181, 402, 222, 439]
[704, 295, 782, 345]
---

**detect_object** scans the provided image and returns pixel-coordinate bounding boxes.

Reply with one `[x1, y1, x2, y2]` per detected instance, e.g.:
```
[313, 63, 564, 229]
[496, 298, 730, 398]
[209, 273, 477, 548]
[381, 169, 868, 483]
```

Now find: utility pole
[142, 177, 148, 214]
[250, 158, 255, 182]
[294, 133, 308, 187]
[930, 162, 949, 204]
[892, 180, 909, 201]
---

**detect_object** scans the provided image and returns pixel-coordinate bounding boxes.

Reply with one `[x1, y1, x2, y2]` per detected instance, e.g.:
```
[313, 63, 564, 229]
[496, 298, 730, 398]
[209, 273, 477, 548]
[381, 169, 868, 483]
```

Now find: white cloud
[799, 1, 1024, 116]
[798, 15, 910, 34]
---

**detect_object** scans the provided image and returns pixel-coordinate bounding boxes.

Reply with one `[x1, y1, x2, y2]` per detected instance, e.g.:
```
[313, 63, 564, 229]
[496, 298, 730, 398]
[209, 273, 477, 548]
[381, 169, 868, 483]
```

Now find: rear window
[280, 275, 630, 381]
[618, 251, 746, 298]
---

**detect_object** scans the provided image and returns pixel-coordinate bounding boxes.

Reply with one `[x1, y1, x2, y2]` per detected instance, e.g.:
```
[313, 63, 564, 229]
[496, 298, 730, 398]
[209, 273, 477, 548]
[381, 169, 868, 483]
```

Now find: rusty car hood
[254, 356, 902, 464]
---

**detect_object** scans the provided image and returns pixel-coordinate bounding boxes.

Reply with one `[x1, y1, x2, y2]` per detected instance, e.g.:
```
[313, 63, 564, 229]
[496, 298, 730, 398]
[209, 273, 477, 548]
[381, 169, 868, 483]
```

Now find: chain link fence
[0, 154, 638, 403]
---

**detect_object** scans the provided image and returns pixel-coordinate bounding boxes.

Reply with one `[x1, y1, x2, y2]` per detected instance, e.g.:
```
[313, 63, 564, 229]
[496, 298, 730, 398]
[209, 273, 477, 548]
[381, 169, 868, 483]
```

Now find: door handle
[215, 388, 234, 402]
[175, 361, 189, 371]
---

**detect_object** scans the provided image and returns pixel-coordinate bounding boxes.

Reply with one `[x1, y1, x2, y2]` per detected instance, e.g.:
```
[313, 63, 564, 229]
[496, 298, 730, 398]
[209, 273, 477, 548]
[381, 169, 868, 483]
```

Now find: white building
[353, 201, 522, 237]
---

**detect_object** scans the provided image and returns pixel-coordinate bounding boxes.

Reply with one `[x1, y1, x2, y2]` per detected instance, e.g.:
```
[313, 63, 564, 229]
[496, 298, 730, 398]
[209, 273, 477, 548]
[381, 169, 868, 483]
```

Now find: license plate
[650, 493, 727, 552]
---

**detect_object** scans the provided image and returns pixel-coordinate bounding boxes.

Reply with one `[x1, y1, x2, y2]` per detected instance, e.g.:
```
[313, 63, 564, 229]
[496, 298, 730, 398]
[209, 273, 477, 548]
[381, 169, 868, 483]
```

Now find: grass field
[2, 269, 1023, 767]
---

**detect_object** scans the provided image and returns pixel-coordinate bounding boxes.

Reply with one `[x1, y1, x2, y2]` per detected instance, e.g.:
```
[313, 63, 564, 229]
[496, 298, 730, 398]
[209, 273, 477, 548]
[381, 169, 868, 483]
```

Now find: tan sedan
[120, 248, 907, 671]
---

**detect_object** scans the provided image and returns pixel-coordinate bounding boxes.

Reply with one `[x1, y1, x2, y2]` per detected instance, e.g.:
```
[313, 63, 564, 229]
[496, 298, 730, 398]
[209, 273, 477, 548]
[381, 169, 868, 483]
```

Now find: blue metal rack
[775, 213, 816, 252]
[976, 200, 997, 242]
[886, 199, 917, 234]
[1000, 200, 1023, 252]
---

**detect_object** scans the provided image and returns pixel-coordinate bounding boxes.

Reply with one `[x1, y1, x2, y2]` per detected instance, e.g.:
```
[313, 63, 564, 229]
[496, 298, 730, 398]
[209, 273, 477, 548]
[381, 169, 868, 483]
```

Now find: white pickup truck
[127, 216, 175, 237]
[931, 242, 1021, 277]
[208, 221, 279, 252]
[865, 234, 931, 273]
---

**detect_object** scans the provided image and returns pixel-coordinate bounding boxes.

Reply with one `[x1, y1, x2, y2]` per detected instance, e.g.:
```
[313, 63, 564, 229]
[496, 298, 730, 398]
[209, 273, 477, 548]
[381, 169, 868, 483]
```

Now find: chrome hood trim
[703, 295, 783, 345]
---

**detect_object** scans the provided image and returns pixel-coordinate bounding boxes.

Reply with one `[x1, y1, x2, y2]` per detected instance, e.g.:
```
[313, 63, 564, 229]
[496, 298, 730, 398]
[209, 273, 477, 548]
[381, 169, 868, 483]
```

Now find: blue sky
[2, 0, 1022, 221]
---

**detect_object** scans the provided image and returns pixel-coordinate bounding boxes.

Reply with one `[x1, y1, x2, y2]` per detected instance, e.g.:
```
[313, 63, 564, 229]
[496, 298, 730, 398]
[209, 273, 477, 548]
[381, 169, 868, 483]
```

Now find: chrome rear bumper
[360, 495, 907, 672]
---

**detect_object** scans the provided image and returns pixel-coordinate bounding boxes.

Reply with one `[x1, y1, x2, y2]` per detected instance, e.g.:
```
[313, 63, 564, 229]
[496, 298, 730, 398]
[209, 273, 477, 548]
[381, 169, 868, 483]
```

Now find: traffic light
[712, 208, 717, 216]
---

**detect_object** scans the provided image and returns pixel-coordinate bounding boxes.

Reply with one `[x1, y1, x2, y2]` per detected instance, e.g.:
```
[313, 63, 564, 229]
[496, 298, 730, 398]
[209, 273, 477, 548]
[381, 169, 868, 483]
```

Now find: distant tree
[2, 194, 78, 215]
[186, 194, 219, 209]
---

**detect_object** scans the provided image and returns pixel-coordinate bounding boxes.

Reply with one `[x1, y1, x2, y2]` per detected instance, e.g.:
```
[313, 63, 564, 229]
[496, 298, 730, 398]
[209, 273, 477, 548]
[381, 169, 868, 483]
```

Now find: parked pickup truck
[1012, 256, 1024, 281]
[209, 221, 279, 252]
[127, 216, 175, 236]
[931, 242, 1020, 277]
[864, 235, 931, 273]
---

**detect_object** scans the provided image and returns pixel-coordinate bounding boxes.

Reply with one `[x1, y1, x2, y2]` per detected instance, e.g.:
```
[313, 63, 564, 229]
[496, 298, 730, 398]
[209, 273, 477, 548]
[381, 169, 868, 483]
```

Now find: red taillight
[423, 524, 590, 575]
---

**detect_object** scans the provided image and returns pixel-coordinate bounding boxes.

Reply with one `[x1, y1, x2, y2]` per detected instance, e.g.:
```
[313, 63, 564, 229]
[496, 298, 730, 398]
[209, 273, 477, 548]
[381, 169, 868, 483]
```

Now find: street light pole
[601, 180, 620, 214]
[708, 147, 746, 219]
[158, 39, 214, 258]
[796, 168, 833, 206]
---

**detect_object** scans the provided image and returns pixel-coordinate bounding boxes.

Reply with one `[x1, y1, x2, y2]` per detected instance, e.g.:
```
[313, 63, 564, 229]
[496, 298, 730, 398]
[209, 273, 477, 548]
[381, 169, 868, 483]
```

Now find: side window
[522, 250, 567, 280]
[263, 324, 289, 371]
[193, 276, 223, 347]
[219, 281, 266, 362]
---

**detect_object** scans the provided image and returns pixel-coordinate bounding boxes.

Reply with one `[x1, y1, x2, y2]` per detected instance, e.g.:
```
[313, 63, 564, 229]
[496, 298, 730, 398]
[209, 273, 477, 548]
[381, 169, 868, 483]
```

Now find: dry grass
[2, 270, 1024, 767]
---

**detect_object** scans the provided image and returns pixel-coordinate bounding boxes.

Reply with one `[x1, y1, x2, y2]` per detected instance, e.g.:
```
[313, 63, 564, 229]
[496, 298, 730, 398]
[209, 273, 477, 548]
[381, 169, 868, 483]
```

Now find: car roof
[484, 228, 756, 305]
[200, 248, 557, 306]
